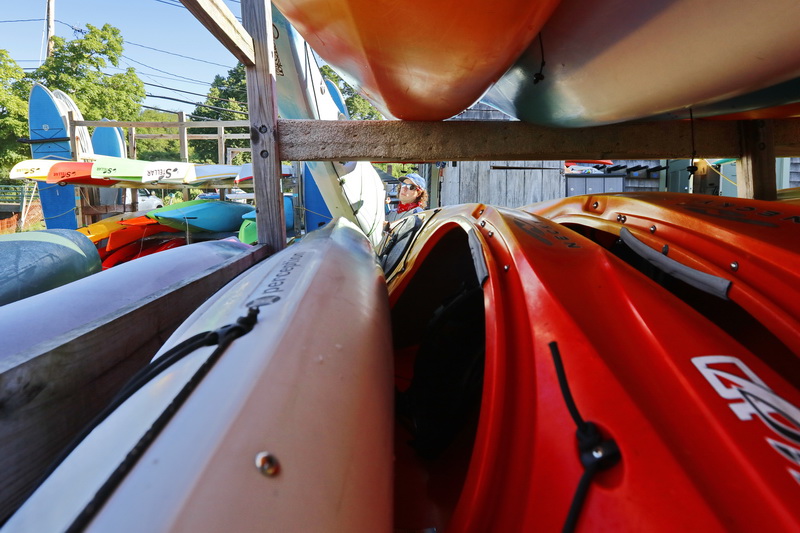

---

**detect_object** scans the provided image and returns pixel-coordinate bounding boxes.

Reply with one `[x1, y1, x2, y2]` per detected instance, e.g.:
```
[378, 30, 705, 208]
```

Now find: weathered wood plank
[135, 133, 251, 140]
[0, 245, 269, 523]
[179, 0, 255, 66]
[275, 119, 743, 161]
[737, 120, 777, 200]
[74, 120, 250, 129]
[542, 168, 564, 201]
[275, 118, 800, 161]
[440, 165, 456, 206]
[487, 166, 507, 206]
[528, 166, 545, 205]
[76, 117, 800, 161]
[507, 169, 526, 208]
[242, 0, 286, 250]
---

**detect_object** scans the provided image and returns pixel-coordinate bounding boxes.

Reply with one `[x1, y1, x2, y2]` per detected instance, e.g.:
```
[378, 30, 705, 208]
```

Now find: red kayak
[380, 204, 800, 531]
[46, 161, 122, 186]
[102, 237, 186, 269]
[104, 222, 180, 254]
[526, 192, 800, 358]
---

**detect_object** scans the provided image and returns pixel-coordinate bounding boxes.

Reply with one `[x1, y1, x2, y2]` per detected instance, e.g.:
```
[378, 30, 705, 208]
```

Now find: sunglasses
[400, 183, 418, 191]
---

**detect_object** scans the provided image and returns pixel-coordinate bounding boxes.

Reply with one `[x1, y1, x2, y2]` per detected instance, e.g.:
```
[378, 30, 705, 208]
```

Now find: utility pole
[45, 0, 55, 57]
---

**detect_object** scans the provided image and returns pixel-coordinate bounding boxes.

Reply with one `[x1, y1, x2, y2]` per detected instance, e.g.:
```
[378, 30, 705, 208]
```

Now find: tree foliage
[0, 24, 145, 180]
[189, 63, 250, 164]
[136, 109, 182, 161]
[319, 65, 383, 120]
[0, 50, 29, 177]
[27, 24, 144, 122]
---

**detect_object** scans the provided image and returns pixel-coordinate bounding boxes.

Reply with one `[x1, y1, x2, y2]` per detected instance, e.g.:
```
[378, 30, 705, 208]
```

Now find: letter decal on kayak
[693, 355, 800, 486]
[246, 251, 307, 307]
[511, 217, 581, 248]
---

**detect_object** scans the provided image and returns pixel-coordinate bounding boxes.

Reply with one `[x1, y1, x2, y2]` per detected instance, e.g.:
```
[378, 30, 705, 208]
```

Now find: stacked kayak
[0, 240, 253, 522]
[481, 0, 800, 126]
[148, 200, 255, 233]
[525, 192, 800, 357]
[3, 219, 393, 532]
[0, 230, 100, 306]
[0, 240, 252, 358]
[74, 201, 256, 269]
[379, 203, 800, 531]
[272, 0, 561, 120]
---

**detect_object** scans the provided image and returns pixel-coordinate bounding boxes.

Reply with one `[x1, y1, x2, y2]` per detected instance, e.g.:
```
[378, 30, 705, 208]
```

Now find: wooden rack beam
[179, 0, 255, 66]
[275, 118, 800, 161]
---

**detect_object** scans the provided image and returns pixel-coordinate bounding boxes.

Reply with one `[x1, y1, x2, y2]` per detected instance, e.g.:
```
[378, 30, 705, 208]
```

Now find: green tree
[320, 65, 383, 120]
[27, 24, 144, 122]
[0, 24, 145, 181]
[0, 51, 29, 180]
[189, 63, 249, 164]
[136, 109, 181, 161]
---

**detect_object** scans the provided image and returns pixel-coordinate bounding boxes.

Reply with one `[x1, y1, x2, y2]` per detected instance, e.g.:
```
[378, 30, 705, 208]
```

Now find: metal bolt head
[480, 220, 486, 227]
[650, 225, 657, 234]
[730, 261, 739, 272]
[260, 150, 270, 158]
[592, 447, 604, 459]
[255, 452, 280, 477]
[259, 125, 268, 134]
[504, 265, 510, 272]
[592, 201, 599, 209]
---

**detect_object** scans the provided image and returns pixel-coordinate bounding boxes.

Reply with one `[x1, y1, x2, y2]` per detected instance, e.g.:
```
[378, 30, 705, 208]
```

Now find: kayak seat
[398, 282, 486, 459]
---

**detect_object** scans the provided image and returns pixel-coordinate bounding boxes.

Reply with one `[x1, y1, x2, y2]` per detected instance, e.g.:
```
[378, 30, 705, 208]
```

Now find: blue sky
[2, 0, 244, 115]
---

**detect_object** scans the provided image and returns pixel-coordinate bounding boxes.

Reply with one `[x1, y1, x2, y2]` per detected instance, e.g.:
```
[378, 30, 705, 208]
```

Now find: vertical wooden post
[178, 111, 189, 162]
[242, 0, 286, 251]
[128, 127, 136, 158]
[737, 119, 777, 200]
[217, 126, 226, 164]
[67, 111, 78, 160]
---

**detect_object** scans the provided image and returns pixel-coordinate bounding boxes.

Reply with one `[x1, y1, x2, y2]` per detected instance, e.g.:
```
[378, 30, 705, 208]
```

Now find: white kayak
[3, 218, 394, 532]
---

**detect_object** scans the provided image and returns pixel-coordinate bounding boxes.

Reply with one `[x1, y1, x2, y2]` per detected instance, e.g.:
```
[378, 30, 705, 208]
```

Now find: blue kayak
[149, 201, 255, 233]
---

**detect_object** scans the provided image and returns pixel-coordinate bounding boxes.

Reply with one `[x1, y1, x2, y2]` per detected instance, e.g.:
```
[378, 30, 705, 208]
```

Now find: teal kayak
[0, 230, 101, 306]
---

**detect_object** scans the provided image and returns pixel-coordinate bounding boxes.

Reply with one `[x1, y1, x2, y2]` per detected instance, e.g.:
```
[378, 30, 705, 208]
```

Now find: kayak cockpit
[387, 223, 488, 531]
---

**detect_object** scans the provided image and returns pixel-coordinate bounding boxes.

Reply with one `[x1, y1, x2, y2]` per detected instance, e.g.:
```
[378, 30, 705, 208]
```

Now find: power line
[3, 18, 237, 74]
[122, 54, 213, 85]
[146, 93, 249, 115]
[143, 82, 247, 106]
[126, 41, 235, 69]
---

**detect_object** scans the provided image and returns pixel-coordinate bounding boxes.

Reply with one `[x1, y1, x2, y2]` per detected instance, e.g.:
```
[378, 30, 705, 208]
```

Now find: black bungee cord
[549, 341, 621, 533]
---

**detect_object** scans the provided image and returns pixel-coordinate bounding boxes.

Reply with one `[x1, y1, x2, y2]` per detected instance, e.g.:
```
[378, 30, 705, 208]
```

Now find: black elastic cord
[533, 33, 546, 84]
[64, 308, 260, 532]
[549, 341, 621, 533]
[550, 341, 587, 430]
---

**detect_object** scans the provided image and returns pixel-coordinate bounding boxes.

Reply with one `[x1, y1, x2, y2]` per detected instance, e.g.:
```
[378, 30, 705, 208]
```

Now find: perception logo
[246, 252, 306, 308]
[248, 295, 281, 307]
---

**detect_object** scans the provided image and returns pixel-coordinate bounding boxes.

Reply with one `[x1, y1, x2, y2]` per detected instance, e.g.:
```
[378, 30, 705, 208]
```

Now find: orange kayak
[381, 204, 800, 531]
[526, 192, 800, 357]
[272, 0, 562, 120]
[47, 161, 122, 186]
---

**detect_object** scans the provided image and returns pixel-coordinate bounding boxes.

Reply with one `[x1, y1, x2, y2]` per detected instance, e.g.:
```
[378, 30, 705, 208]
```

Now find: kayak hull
[482, 0, 800, 126]
[273, 0, 561, 120]
[5, 219, 394, 532]
[381, 204, 800, 531]
[0, 230, 101, 306]
[526, 192, 800, 357]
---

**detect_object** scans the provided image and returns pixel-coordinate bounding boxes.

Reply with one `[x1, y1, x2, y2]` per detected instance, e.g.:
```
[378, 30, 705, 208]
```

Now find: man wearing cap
[386, 173, 428, 224]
